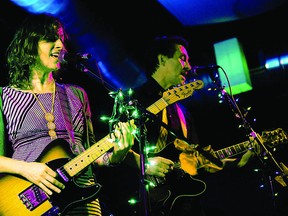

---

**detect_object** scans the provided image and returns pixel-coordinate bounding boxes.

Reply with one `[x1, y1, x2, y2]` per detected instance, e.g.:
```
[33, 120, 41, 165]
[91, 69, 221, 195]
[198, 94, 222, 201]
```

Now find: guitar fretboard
[147, 98, 169, 114]
[64, 135, 114, 177]
[215, 140, 250, 159]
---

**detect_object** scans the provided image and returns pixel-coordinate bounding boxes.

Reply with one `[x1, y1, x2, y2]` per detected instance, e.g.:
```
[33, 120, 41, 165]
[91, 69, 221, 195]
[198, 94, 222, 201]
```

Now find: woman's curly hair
[6, 13, 68, 89]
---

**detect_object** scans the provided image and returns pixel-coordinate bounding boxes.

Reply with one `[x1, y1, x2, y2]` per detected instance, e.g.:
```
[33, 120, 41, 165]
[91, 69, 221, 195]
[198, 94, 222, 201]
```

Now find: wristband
[103, 151, 120, 167]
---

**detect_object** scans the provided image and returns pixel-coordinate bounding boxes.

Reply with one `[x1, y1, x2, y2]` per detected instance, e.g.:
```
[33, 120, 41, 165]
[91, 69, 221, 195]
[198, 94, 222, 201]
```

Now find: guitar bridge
[18, 184, 48, 211]
[146, 175, 166, 187]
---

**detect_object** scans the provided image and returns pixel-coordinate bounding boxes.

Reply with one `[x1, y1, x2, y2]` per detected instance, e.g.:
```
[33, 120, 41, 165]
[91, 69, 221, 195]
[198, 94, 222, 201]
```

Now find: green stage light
[214, 37, 252, 95]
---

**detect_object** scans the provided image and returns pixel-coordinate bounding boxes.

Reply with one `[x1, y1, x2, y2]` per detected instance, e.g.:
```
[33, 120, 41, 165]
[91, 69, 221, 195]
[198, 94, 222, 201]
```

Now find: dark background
[1, 1, 288, 215]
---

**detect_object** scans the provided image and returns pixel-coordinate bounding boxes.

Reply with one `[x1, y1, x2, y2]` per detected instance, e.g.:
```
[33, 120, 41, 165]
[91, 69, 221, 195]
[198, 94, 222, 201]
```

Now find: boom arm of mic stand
[78, 62, 118, 91]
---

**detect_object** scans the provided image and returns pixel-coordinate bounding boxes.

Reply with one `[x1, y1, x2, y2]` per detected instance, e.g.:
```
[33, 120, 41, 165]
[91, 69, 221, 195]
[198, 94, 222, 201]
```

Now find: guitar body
[0, 173, 53, 216]
[146, 128, 288, 215]
[45, 158, 102, 215]
[147, 144, 206, 215]
[0, 139, 102, 216]
[148, 170, 206, 216]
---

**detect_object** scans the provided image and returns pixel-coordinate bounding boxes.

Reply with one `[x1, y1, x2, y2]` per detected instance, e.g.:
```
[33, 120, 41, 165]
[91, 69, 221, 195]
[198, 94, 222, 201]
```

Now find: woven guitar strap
[56, 84, 78, 152]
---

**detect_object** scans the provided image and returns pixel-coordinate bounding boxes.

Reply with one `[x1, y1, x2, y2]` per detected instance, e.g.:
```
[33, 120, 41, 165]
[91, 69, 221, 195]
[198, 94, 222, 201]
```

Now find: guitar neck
[63, 135, 114, 177]
[214, 140, 250, 159]
[146, 98, 168, 115]
[205, 128, 287, 160]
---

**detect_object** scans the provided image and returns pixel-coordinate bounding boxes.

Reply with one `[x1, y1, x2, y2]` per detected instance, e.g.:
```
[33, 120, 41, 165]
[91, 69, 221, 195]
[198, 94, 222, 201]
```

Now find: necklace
[31, 82, 57, 140]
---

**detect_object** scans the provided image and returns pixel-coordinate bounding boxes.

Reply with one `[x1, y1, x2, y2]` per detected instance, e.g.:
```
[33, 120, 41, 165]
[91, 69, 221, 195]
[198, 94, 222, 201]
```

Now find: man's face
[164, 44, 191, 86]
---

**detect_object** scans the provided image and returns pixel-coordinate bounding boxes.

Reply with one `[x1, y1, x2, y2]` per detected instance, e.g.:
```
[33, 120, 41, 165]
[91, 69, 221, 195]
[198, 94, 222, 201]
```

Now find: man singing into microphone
[121, 35, 259, 216]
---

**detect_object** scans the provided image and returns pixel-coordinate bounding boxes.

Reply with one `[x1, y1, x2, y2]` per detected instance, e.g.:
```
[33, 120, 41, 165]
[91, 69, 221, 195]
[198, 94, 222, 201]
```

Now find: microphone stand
[117, 97, 151, 216]
[76, 60, 151, 215]
[132, 101, 224, 216]
[134, 104, 150, 216]
[209, 67, 288, 208]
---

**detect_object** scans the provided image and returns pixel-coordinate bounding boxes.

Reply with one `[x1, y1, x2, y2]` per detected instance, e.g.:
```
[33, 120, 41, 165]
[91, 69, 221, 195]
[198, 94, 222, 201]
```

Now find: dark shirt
[132, 77, 200, 160]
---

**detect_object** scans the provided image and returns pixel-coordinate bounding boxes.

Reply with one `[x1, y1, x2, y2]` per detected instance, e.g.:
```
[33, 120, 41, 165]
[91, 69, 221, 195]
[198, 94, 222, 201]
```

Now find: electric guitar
[146, 128, 288, 215]
[0, 136, 115, 216]
[0, 80, 204, 216]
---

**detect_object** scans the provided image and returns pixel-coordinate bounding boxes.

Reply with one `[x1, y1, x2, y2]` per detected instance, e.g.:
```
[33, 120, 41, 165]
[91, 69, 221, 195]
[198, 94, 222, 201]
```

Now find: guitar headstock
[262, 128, 288, 148]
[162, 80, 204, 105]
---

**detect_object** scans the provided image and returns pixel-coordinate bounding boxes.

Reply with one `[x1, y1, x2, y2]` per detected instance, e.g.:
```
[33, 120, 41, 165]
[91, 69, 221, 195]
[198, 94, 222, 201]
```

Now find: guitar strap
[155, 108, 169, 152]
[56, 85, 100, 210]
[0, 87, 5, 156]
[175, 103, 187, 138]
[56, 83, 76, 147]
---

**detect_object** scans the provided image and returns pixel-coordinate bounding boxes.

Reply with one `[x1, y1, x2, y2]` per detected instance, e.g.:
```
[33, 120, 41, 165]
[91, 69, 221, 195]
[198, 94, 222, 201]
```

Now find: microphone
[191, 65, 220, 71]
[59, 52, 91, 64]
[189, 65, 220, 76]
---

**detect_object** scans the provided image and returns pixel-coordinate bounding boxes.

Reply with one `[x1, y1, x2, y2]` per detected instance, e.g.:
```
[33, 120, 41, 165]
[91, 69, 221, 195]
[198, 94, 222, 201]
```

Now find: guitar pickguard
[44, 158, 102, 215]
[19, 184, 49, 211]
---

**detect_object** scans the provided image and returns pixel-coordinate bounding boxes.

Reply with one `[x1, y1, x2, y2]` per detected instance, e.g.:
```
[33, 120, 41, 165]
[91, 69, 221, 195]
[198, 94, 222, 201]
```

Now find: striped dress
[2, 84, 102, 216]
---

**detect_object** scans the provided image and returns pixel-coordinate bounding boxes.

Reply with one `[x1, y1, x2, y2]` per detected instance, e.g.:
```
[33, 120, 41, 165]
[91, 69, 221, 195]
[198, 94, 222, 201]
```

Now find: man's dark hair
[144, 35, 189, 77]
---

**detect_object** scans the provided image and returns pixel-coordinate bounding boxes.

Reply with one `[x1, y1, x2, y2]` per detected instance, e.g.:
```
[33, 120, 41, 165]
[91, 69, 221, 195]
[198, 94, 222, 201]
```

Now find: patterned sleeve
[0, 87, 5, 156]
[82, 88, 97, 147]
[70, 84, 97, 149]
